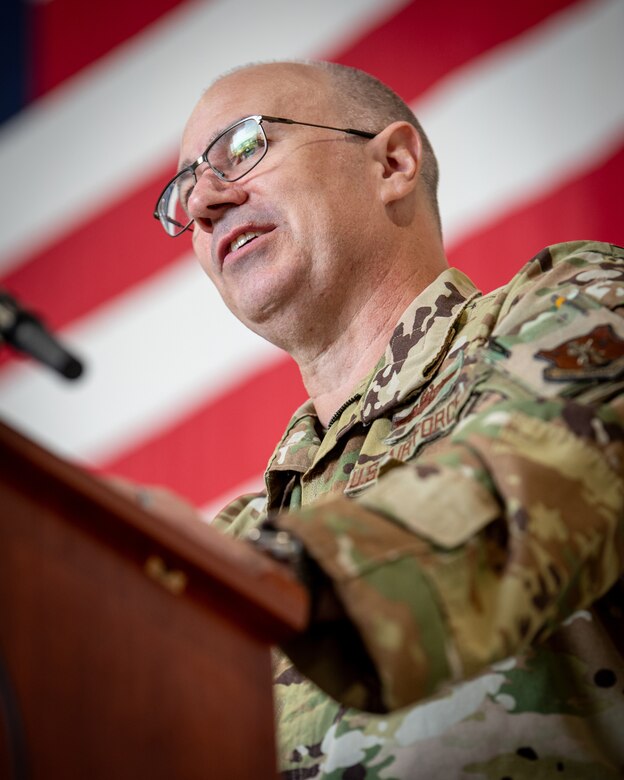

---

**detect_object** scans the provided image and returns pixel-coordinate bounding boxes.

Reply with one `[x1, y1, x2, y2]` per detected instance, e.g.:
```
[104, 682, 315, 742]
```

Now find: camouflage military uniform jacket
[216, 241, 624, 779]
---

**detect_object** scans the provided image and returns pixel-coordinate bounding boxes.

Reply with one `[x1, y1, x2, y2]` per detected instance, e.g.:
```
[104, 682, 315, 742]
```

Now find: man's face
[179, 64, 379, 342]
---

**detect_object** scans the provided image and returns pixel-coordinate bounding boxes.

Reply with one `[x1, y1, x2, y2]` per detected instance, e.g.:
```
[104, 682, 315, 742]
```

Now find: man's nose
[187, 166, 248, 230]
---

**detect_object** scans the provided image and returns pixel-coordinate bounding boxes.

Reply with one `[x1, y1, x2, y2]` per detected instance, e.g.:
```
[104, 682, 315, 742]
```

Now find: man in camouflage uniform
[153, 61, 624, 778]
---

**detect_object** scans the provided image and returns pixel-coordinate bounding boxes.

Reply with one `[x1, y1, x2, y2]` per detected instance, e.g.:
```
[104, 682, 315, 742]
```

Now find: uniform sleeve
[211, 491, 268, 536]
[275, 243, 624, 712]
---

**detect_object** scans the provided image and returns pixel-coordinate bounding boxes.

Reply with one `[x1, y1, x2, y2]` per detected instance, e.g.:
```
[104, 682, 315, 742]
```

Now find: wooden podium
[0, 421, 308, 779]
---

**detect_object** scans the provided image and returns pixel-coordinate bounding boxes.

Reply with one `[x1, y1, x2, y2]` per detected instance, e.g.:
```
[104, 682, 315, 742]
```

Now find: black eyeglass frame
[153, 114, 377, 237]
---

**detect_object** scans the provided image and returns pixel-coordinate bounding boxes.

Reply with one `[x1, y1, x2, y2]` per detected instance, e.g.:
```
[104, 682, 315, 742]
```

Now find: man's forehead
[181, 64, 332, 156]
[210, 62, 327, 100]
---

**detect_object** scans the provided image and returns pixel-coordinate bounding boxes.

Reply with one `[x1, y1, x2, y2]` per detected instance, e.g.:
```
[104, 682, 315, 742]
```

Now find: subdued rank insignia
[536, 324, 624, 381]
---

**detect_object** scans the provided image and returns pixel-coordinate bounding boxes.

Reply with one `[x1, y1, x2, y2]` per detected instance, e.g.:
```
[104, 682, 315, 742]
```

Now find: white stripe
[2, 0, 621, 275]
[1, 0, 623, 468]
[0, 0, 408, 271]
[419, 0, 624, 246]
[0, 254, 282, 462]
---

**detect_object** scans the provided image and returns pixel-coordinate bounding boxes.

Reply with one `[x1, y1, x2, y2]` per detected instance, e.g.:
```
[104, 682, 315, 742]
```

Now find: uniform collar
[270, 267, 480, 470]
[360, 267, 480, 423]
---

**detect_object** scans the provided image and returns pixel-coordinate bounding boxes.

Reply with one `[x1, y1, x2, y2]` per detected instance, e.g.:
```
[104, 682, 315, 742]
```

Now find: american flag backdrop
[0, 0, 622, 519]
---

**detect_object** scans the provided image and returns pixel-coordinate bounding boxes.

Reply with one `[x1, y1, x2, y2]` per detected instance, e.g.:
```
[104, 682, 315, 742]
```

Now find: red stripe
[30, 0, 192, 98]
[447, 141, 624, 292]
[7, 0, 620, 511]
[331, 0, 580, 102]
[7, 0, 584, 336]
[98, 356, 308, 507]
[0, 159, 185, 331]
[29, 0, 581, 103]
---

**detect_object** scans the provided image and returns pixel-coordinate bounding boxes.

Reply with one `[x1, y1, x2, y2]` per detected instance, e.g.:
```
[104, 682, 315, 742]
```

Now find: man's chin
[225, 289, 282, 327]
[226, 289, 301, 347]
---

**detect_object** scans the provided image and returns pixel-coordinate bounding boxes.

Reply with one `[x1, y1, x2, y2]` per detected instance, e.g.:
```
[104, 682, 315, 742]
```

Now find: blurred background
[0, 0, 622, 518]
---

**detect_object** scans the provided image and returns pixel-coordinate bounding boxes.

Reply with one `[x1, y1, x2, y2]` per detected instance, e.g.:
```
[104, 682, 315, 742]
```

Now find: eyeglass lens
[159, 118, 267, 236]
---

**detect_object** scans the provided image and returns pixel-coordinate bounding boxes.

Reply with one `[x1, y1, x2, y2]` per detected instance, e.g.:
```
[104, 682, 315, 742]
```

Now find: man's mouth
[217, 225, 275, 266]
[230, 230, 265, 254]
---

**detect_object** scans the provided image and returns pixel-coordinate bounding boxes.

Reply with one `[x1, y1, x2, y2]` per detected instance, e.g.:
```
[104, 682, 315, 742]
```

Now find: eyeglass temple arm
[261, 115, 376, 139]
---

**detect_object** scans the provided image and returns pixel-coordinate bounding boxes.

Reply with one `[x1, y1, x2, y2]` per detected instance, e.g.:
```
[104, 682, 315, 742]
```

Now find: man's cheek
[192, 232, 213, 269]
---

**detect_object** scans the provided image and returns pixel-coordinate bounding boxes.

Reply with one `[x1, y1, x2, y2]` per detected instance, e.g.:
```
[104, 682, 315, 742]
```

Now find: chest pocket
[344, 353, 487, 496]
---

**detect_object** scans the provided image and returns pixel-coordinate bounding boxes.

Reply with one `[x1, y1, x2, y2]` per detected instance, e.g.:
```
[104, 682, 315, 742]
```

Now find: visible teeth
[230, 231, 263, 253]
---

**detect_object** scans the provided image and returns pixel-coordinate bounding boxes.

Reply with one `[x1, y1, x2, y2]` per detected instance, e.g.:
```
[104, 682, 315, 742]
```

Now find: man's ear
[371, 121, 422, 205]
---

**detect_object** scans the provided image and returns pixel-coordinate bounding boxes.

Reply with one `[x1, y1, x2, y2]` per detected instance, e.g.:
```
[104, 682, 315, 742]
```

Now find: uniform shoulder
[510, 240, 623, 288]
[497, 241, 624, 321]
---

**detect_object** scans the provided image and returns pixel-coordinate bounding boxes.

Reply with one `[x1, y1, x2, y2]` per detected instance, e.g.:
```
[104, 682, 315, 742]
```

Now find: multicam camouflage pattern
[215, 241, 624, 779]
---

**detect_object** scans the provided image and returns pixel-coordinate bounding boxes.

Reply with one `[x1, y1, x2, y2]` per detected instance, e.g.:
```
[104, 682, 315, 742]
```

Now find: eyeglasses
[153, 114, 377, 237]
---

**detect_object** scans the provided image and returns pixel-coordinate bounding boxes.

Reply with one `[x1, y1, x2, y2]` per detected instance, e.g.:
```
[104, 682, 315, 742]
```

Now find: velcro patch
[345, 375, 477, 497]
[536, 324, 624, 381]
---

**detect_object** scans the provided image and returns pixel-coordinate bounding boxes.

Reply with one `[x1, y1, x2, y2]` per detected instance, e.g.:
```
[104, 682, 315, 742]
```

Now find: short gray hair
[310, 61, 440, 229]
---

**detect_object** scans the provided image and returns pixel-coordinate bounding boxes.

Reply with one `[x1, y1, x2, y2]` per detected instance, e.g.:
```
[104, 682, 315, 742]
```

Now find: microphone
[0, 290, 84, 380]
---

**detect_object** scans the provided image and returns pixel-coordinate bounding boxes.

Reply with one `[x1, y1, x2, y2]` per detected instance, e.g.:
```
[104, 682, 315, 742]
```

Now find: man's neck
[300, 329, 389, 428]
[295, 268, 438, 427]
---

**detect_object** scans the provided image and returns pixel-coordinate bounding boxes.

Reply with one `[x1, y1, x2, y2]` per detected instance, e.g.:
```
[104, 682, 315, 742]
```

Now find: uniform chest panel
[344, 353, 481, 496]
